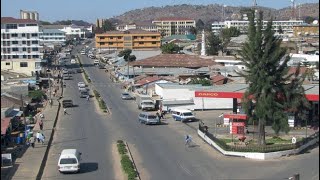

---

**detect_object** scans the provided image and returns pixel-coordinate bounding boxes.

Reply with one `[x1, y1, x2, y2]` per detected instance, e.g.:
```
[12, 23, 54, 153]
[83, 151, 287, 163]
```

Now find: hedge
[117, 140, 138, 180]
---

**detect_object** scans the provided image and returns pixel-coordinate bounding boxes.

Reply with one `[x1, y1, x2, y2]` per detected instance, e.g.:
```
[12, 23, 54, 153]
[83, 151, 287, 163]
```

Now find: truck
[62, 100, 73, 108]
[136, 94, 155, 111]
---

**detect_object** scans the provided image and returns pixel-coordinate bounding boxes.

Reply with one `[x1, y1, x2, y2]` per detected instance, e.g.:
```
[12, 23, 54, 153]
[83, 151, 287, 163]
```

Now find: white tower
[201, 30, 206, 56]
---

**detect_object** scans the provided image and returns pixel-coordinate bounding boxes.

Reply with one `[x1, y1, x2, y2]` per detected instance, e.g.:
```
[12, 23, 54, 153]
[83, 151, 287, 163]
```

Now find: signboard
[230, 122, 245, 134]
[224, 114, 247, 120]
[195, 91, 243, 98]
[223, 118, 230, 125]
[288, 116, 295, 127]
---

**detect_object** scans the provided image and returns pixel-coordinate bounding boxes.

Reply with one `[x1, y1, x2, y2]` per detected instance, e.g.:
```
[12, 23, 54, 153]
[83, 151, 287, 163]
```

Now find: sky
[1, 0, 318, 23]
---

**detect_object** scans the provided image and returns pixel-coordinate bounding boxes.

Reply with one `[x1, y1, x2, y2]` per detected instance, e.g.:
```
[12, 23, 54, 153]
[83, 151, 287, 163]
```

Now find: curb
[125, 142, 141, 180]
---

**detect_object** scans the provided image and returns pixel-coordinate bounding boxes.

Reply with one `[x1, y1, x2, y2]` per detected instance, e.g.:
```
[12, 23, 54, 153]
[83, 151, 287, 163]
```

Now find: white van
[58, 149, 82, 173]
[93, 60, 100, 66]
[171, 108, 196, 122]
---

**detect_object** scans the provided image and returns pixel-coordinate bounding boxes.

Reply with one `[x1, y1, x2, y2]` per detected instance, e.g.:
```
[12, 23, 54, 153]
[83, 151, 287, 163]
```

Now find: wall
[1, 59, 40, 76]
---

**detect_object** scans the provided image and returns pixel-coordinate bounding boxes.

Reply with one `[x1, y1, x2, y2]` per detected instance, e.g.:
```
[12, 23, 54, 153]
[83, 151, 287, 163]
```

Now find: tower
[201, 30, 206, 56]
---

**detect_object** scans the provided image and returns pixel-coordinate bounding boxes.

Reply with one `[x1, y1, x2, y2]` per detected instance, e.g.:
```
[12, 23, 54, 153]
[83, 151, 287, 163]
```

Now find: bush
[121, 155, 137, 180]
[117, 142, 127, 155]
[28, 90, 45, 101]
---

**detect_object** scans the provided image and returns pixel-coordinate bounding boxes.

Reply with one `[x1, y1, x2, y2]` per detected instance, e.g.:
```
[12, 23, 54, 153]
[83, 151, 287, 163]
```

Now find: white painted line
[177, 161, 192, 176]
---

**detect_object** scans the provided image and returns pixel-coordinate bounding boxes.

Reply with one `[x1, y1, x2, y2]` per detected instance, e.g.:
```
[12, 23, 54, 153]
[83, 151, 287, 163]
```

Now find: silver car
[138, 112, 160, 125]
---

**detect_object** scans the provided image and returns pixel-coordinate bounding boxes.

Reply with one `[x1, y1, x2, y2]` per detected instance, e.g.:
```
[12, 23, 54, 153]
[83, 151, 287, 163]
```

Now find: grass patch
[117, 140, 138, 180]
[93, 89, 107, 112]
[266, 136, 292, 144]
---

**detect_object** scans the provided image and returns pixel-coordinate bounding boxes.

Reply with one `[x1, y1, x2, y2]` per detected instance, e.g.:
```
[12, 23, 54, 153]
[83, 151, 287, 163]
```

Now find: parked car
[121, 93, 134, 100]
[77, 82, 86, 88]
[75, 68, 83, 73]
[98, 64, 106, 69]
[62, 100, 73, 108]
[138, 112, 160, 125]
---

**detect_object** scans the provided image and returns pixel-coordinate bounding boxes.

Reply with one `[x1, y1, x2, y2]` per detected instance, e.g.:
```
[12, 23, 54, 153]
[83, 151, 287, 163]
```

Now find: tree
[304, 16, 315, 24]
[118, 49, 136, 79]
[278, 25, 284, 34]
[161, 43, 179, 54]
[189, 78, 212, 86]
[39, 21, 52, 25]
[102, 19, 115, 32]
[189, 27, 197, 35]
[206, 32, 221, 55]
[196, 19, 205, 31]
[237, 10, 309, 145]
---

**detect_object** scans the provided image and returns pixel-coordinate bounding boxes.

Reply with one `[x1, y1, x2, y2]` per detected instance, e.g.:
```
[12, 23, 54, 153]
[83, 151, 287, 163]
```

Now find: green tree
[161, 43, 179, 54]
[278, 25, 284, 34]
[118, 49, 136, 79]
[304, 16, 315, 24]
[28, 90, 45, 101]
[189, 78, 212, 86]
[206, 32, 221, 55]
[39, 21, 52, 25]
[189, 27, 197, 35]
[238, 10, 309, 145]
[102, 19, 116, 32]
[196, 19, 205, 31]
[220, 27, 241, 53]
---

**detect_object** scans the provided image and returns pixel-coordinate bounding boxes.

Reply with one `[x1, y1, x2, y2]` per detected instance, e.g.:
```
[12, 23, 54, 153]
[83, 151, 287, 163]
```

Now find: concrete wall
[198, 129, 319, 160]
[1, 59, 41, 76]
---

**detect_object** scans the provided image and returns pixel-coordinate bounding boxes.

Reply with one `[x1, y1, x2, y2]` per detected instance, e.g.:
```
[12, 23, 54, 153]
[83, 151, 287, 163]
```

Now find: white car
[77, 82, 86, 88]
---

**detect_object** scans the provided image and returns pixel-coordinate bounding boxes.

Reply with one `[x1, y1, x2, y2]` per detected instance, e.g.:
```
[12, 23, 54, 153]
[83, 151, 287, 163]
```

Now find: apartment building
[39, 26, 66, 45]
[116, 21, 158, 32]
[152, 17, 196, 37]
[293, 24, 319, 37]
[95, 29, 161, 50]
[212, 20, 304, 34]
[1, 17, 43, 76]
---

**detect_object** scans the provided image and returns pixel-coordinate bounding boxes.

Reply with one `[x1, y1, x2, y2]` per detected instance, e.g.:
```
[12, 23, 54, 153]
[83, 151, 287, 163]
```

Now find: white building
[39, 28, 66, 45]
[152, 17, 196, 37]
[212, 20, 304, 34]
[41, 24, 93, 40]
[1, 17, 43, 76]
[116, 22, 158, 32]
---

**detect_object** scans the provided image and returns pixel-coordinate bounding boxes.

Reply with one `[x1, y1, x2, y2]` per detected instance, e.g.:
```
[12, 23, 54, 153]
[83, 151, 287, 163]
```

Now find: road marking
[177, 161, 193, 176]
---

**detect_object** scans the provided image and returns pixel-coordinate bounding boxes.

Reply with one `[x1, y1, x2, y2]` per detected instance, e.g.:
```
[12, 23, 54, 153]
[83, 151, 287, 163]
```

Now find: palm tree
[118, 49, 136, 80]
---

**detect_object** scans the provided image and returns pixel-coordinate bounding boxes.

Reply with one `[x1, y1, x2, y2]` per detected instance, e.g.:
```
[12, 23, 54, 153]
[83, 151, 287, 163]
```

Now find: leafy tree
[102, 19, 116, 32]
[304, 16, 315, 24]
[161, 43, 179, 54]
[39, 21, 52, 25]
[278, 25, 284, 34]
[189, 78, 212, 86]
[28, 90, 45, 101]
[237, 10, 309, 145]
[206, 32, 221, 55]
[118, 49, 136, 79]
[196, 19, 205, 31]
[189, 27, 197, 35]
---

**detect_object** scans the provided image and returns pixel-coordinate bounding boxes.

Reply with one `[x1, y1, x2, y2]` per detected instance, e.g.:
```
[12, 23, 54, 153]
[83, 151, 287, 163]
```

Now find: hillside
[114, 3, 319, 24]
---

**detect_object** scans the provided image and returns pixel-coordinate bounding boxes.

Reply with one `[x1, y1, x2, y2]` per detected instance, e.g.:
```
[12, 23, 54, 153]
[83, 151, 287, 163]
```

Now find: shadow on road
[51, 137, 87, 145]
[298, 142, 319, 155]
[79, 162, 98, 174]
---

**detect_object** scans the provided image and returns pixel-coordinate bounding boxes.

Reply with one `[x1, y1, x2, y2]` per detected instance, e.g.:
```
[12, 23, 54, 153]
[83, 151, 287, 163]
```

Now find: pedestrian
[39, 120, 44, 131]
[40, 133, 45, 145]
[53, 91, 56, 97]
[29, 136, 35, 148]
[64, 108, 67, 115]
[160, 111, 164, 119]
[36, 131, 41, 143]
[86, 95, 90, 101]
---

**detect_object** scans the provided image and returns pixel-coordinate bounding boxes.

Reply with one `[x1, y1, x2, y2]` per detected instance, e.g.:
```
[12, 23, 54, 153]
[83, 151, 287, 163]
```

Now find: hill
[114, 3, 319, 24]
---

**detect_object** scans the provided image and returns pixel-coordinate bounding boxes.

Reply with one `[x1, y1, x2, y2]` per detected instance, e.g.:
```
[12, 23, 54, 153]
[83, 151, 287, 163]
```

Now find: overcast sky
[1, 0, 318, 23]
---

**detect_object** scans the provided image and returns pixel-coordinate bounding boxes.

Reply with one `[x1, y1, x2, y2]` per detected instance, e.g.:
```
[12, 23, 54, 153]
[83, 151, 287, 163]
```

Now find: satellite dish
[313, 20, 318, 25]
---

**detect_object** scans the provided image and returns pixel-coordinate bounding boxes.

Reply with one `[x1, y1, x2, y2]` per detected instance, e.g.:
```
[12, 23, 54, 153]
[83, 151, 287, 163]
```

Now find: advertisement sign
[224, 118, 230, 125]
[224, 114, 247, 120]
[194, 91, 243, 98]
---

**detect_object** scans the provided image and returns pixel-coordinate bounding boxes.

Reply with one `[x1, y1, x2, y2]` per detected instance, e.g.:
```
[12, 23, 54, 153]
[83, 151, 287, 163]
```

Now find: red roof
[154, 17, 194, 21]
[1, 118, 11, 135]
[1, 17, 38, 24]
[135, 76, 162, 86]
[131, 54, 215, 68]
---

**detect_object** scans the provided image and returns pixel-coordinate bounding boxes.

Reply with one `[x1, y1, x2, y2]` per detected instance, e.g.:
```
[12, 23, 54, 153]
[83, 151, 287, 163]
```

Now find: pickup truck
[136, 94, 155, 111]
[62, 100, 73, 108]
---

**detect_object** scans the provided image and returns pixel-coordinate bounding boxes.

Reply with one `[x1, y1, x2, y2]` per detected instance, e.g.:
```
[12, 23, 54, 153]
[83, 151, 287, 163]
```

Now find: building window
[100, 42, 105, 45]
[152, 42, 157, 44]
[100, 37, 105, 40]
[139, 42, 144, 45]
[12, 55, 19, 59]
[6, 24, 17, 29]
[12, 48, 19, 51]
[23, 55, 27, 58]
[31, 33, 38, 37]
[134, 36, 137, 39]
[12, 41, 18, 44]
[22, 33, 26, 37]
[26, 24, 37, 27]
[11, 34, 18, 37]
[108, 42, 113, 45]
[20, 62, 28, 67]
[32, 55, 39, 58]
[5, 62, 10, 65]
[151, 36, 157, 39]
[32, 47, 38, 51]
[110, 37, 113, 39]
[22, 48, 27, 51]
[22, 41, 26, 44]
[18, 24, 26, 27]
[118, 36, 122, 39]
[141, 36, 144, 39]
[32, 41, 38, 44]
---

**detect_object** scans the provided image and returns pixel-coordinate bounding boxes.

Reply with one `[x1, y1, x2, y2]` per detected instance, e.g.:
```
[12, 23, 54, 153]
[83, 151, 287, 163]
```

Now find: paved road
[42, 43, 319, 180]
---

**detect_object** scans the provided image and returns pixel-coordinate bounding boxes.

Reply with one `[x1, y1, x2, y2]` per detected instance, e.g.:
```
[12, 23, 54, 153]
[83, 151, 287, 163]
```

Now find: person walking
[86, 95, 90, 101]
[39, 119, 44, 131]
[185, 135, 192, 147]
[29, 136, 35, 148]
[64, 108, 67, 115]
[39, 133, 45, 145]
[36, 132, 41, 143]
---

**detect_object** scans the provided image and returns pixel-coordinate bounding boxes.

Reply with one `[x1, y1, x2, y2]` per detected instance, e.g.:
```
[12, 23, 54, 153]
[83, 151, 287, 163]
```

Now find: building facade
[95, 29, 161, 50]
[20, 10, 39, 21]
[152, 17, 196, 37]
[96, 18, 106, 28]
[39, 28, 66, 45]
[116, 22, 158, 32]
[293, 24, 319, 37]
[212, 20, 304, 34]
[1, 17, 43, 76]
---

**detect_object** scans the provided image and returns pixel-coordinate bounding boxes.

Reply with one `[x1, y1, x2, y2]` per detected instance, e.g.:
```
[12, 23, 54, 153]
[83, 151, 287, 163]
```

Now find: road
[42, 43, 319, 180]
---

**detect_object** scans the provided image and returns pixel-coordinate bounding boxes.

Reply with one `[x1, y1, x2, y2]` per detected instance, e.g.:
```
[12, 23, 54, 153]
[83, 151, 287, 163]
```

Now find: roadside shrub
[121, 155, 137, 180]
[117, 142, 127, 155]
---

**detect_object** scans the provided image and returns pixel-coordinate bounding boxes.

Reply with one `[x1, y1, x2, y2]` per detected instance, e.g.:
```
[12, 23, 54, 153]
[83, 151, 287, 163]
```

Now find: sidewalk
[2, 80, 63, 180]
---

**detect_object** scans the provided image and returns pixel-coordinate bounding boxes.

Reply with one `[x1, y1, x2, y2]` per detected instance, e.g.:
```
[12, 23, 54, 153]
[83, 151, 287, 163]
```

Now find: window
[26, 24, 37, 27]
[134, 36, 137, 39]
[12, 48, 19, 51]
[108, 42, 113, 45]
[18, 24, 25, 27]
[118, 36, 122, 39]
[22, 33, 26, 37]
[6, 24, 17, 29]
[100, 42, 105, 45]
[5, 62, 10, 65]
[12, 41, 18, 44]
[20, 62, 28, 67]
[100, 37, 105, 40]
[152, 42, 157, 44]
[32, 47, 38, 51]
[139, 42, 144, 45]
[32, 41, 38, 44]
[32, 55, 39, 58]
[151, 36, 157, 39]
[110, 37, 113, 39]
[11, 34, 18, 37]
[12, 55, 19, 59]
[22, 41, 26, 44]
[141, 36, 144, 39]
[31, 33, 38, 37]
[23, 55, 27, 58]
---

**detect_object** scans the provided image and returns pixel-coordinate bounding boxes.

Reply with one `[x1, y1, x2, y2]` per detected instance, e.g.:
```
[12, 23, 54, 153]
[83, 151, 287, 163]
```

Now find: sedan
[121, 93, 134, 100]
[78, 82, 86, 88]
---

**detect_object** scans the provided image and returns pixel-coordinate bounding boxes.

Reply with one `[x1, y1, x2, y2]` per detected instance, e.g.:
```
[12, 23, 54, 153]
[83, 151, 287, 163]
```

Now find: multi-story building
[20, 10, 39, 21]
[293, 24, 319, 37]
[41, 24, 93, 40]
[1, 17, 43, 76]
[39, 26, 66, 45]
[212, 20, 304, 34]
[116, 21, 158, 32]
[95, 29, 161, 50]
[152, 17, 196, 37]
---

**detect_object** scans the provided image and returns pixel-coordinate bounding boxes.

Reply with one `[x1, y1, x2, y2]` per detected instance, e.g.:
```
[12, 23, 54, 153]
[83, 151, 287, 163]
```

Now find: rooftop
[1, 17, 38, 24]
[97, 29, 160, 35]
[153, 17, 194, 21]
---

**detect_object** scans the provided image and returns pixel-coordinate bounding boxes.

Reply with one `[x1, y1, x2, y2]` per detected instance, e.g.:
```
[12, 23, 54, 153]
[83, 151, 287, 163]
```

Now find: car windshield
[59, 158, 77, 164]
[148, 115, 157, 119]
[143, 102, 154, 105]
[122, 93, 129, 96]
[183, 112, 193, 116]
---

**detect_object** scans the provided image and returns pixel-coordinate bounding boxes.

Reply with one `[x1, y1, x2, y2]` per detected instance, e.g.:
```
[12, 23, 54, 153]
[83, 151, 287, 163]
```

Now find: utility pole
[21, 94, 26, 137]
